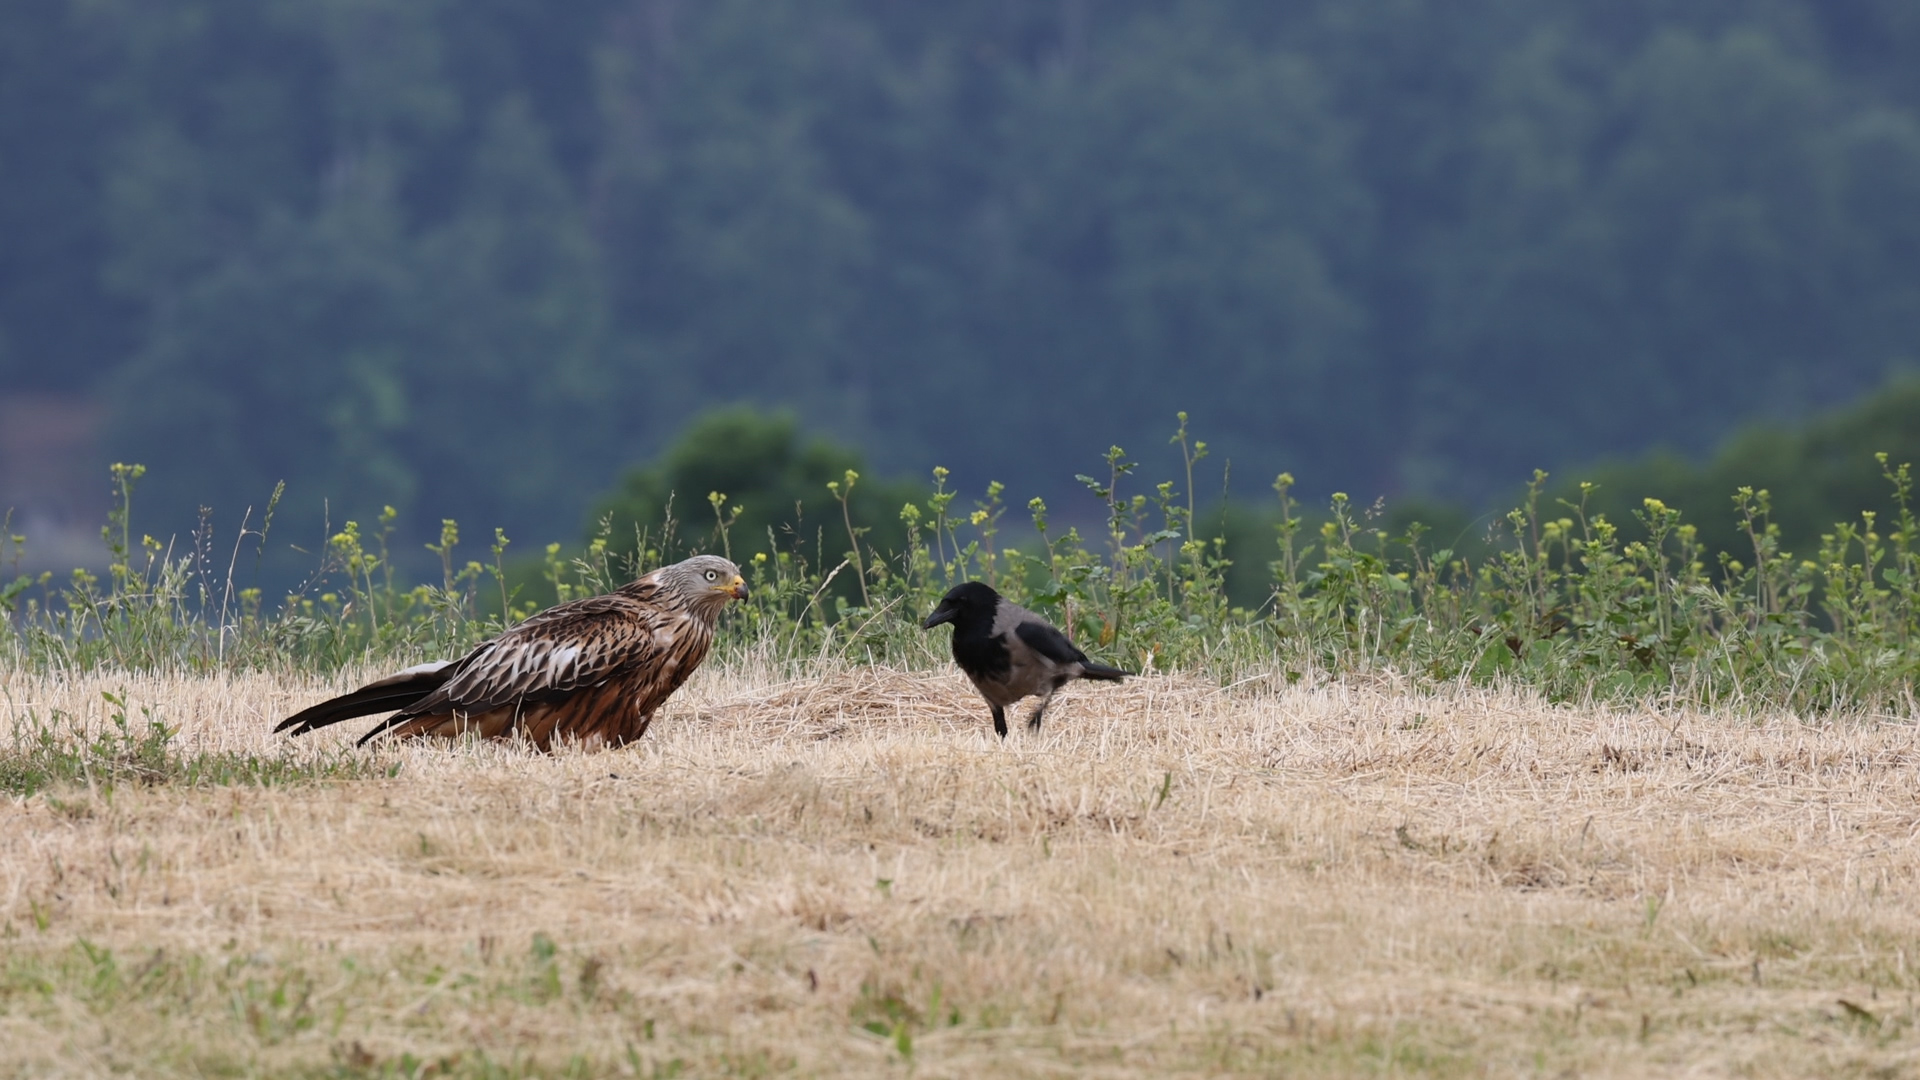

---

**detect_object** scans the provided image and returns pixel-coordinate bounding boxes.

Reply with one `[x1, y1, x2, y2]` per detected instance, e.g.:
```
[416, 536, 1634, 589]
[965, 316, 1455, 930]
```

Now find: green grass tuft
[0, 689, 379, 797]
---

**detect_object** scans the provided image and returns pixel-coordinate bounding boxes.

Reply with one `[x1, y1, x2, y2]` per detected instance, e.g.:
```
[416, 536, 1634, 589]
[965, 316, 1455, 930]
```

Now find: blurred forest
[5, 0, 1920, 561]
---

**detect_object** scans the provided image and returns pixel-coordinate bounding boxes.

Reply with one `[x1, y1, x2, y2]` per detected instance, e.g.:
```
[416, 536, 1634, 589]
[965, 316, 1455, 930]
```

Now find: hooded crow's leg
[991, 703, 1008, 738]
[1026, 688, 1058, 732]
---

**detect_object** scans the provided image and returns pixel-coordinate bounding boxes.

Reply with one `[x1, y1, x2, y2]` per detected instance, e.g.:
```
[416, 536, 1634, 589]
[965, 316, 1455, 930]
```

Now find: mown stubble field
[4, 662, 1920, 1077]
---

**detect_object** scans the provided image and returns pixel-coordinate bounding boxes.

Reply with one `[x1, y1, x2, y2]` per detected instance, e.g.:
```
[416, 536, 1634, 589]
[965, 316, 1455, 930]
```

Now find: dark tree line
[4, 0, 1920, 555]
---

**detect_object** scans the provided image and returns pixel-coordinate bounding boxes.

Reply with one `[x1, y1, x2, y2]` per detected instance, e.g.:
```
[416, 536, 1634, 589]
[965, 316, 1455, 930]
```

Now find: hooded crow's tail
[1078, 661, 1131, 681]
[275, 661, 454, 736]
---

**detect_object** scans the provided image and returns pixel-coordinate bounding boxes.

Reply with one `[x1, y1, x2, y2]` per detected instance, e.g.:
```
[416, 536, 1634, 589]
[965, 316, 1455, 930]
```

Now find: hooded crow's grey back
[922, 581, 1130, 737]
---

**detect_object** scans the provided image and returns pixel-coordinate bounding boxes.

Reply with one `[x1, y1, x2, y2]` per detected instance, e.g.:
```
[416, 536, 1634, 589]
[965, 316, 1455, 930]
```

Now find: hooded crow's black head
[922, 581, 1000, 630]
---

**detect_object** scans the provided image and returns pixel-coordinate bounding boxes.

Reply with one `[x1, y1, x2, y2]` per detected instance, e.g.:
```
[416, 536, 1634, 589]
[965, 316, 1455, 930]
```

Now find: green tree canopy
[592, 407, 922, 568]
[1559, 377, 1920, 563]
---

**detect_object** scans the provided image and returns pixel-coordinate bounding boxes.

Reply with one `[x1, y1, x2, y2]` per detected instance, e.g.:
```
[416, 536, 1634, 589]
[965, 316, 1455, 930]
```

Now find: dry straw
[3, 661, 1919, 1076]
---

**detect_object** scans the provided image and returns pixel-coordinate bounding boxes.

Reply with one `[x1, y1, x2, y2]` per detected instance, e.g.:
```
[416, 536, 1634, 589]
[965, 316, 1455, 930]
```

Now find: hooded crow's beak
[922, 606, 955, 629]
[730, 575, 749, 600]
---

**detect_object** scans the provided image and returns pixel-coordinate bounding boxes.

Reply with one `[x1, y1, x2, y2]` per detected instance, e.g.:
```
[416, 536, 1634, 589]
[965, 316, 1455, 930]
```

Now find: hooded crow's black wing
[1014, 620, 1091, 665]
[1013, 619, 1131, 681]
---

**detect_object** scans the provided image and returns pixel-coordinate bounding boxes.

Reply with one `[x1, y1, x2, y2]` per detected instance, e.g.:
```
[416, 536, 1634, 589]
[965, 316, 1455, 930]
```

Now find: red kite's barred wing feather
[273, 661, 454, 736]
[414, 594, 656, 713]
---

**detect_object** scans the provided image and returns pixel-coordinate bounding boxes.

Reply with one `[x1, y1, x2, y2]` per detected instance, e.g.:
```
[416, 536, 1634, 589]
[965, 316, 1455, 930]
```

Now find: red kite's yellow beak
[730, 575, 749, 600]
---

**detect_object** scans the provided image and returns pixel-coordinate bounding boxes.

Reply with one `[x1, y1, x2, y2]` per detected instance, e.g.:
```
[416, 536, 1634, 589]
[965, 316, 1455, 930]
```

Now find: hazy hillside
[4, 0, 1920, 554]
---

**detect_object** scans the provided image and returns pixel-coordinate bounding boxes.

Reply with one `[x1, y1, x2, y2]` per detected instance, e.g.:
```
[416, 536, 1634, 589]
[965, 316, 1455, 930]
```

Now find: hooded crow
[922, 581, 1131, 737]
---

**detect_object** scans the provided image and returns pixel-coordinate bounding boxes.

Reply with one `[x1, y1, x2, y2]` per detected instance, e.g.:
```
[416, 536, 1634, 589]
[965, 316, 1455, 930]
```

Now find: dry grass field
[4, 660, 1920, 1077]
